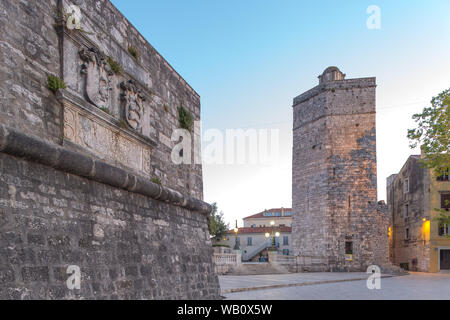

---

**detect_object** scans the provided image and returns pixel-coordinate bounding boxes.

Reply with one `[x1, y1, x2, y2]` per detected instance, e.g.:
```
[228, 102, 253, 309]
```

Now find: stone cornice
[0, 123, 212, 215]
[293, 77, 377, 107]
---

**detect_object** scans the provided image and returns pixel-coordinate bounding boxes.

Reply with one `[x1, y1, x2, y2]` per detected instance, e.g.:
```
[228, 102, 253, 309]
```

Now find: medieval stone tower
[292, 67, 389, 272]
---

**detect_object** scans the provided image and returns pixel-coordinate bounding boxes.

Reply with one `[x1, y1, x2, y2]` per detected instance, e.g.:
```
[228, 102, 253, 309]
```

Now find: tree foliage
[208, 203, 229, 240]
[407, 88, 450, 176]
[434, 207, 450, 239]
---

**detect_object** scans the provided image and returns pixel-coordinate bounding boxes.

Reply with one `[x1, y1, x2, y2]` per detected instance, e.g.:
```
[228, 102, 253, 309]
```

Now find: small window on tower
[404, 178, 409, 193]
[345, 242, 353, 255]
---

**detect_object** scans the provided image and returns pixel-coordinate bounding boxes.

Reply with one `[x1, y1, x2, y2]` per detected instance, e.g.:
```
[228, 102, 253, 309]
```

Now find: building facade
[217, 209, 293, 261]
[387, 156, 450, 272]
[292, 67, 389, 272]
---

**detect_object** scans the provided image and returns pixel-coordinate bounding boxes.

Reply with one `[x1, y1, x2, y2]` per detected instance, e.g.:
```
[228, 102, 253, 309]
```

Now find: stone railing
[214, 254, 237, 265]
[214, 253, 240, 275]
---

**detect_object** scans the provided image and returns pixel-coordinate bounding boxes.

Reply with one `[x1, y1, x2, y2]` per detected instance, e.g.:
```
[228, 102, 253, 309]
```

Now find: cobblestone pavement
[222, 272, 450, 300]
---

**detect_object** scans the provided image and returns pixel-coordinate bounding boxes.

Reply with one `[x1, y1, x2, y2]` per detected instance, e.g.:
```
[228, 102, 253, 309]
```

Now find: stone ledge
[0, 123, 212, 215]
[293, 77, 377, 106]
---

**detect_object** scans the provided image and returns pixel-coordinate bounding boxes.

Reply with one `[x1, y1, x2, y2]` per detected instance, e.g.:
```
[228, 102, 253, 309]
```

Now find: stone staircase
[228, 263, 290, 275]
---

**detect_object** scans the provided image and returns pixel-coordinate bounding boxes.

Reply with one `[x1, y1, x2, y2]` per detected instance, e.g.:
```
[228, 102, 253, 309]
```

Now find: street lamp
[265, 220, 280, 251]
[233, 220, 240, 250]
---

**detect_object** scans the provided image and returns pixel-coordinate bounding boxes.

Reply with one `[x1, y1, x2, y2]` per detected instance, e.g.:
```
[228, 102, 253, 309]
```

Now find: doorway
[440, 250, 450, 270]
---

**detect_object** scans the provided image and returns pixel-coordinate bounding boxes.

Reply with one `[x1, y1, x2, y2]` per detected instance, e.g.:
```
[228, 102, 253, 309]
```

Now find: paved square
[221, 272, 450, 300]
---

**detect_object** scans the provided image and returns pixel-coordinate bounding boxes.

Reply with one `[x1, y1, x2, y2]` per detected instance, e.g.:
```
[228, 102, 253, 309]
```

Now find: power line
[211, 100, 429, 130]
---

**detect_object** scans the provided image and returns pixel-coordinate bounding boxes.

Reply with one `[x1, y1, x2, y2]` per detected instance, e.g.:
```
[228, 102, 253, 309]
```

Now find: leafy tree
[208, 203, 229, 240]
[408, 89, 450, 234]
[407, 88, 450, 176]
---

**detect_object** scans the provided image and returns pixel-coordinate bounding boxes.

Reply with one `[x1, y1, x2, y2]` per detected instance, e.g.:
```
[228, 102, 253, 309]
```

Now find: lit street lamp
[265, 220, 280, 251]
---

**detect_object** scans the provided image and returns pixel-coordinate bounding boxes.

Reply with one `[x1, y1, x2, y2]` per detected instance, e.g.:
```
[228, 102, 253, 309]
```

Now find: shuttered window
[442, 194, 450, 211]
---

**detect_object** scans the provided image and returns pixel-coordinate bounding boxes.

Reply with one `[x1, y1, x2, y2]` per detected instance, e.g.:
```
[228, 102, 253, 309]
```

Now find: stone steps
[227, 263, 289, 275]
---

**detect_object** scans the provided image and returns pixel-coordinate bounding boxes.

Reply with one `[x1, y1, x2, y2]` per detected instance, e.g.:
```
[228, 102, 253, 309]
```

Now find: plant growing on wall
[119, 119, 129, 129]
[99, 106, 110, 115]
[178, 105, 193, 131]
[107, 56, 122, 75]
[47, 75, 66, 93]
[128, 46, 139, 60]
[151, 176, 162, 185]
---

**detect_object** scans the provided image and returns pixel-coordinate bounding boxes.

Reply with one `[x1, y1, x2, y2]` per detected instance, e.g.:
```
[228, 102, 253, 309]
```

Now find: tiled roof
[226, 226, 292, 235]
[243, 208, 292, 220]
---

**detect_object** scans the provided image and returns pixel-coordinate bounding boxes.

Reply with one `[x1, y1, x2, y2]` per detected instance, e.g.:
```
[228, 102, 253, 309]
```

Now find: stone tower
[292, 67, 388, 271]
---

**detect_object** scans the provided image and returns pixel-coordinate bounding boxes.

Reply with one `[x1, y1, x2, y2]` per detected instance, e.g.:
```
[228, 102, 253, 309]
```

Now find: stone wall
[292, 67, 389, 271]
[0, 0, 202, 198]
[387, 156, 431, 272]
[0, 0, 220, 299]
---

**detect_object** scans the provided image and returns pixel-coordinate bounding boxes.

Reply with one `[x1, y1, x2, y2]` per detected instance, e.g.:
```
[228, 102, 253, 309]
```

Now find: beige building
[387, 155, 450, 272]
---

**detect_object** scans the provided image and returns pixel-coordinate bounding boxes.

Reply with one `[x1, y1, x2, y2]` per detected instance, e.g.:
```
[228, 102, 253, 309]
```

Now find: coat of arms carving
[79, 47, 113, 109]
[120, 80, 145, 133]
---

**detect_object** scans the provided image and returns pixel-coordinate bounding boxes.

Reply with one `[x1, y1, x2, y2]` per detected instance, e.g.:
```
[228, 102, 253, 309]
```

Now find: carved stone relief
[63, 100, 151, 176]
[120, 80, 145, 133]
[79, 47, 114, 109]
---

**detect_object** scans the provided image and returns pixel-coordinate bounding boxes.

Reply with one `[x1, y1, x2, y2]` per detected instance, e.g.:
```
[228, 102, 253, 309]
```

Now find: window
[404, 178, 409, 193]
[405, 204, 409, 217]
[247, 237, 252, 246]
[405, 228, 410, 240]
[282, 249, 290, 256]
[283, 236, 289, 246]
[437, 170, 450, 181]
[274, 211, 282, 217]
[236, 237, 240, 245]
[439, 224, 449, 237]
[441, 194, 450, 211]
[345, 242, 353, 255]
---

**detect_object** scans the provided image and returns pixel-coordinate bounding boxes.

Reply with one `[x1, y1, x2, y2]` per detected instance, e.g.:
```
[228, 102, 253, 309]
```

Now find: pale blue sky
[111, 0, 450, 226]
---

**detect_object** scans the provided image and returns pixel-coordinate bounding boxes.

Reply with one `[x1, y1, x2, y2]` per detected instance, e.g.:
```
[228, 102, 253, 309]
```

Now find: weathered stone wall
[0, 0, 202, 198]
[387, 156, 431, 272]
[0, 151, 218, 299]
[0, 0, 219, 299]
[292, 67, 389, 271]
